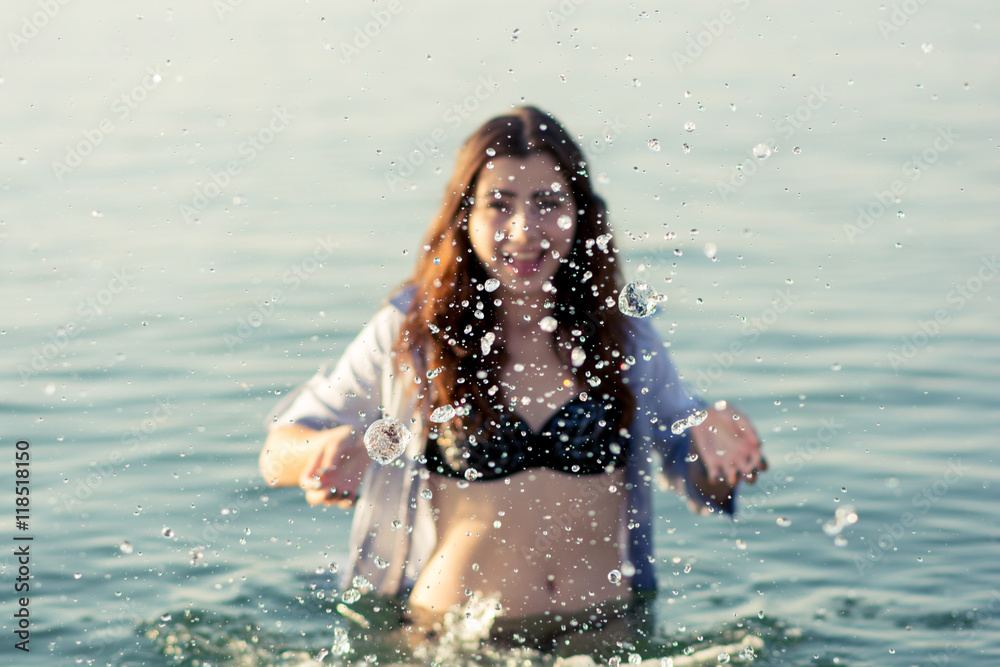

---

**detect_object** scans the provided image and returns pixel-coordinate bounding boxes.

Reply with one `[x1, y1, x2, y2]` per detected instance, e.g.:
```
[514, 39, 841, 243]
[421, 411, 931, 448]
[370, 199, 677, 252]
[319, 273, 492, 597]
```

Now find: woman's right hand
[298, 427, 369, 508]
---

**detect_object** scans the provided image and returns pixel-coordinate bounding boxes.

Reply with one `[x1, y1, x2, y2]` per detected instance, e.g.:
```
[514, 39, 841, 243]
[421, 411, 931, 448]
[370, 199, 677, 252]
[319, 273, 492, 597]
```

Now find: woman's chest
[498, 343, 577, 432]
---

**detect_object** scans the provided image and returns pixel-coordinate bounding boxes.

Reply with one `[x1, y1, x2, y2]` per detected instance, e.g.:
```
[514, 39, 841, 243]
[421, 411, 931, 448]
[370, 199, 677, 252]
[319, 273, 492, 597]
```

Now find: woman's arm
[259, 423, 368, 508]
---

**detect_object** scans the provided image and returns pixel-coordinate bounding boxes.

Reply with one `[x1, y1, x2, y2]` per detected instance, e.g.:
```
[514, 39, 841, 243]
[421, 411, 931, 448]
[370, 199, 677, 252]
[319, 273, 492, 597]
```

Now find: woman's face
[466, 153, 577, 298]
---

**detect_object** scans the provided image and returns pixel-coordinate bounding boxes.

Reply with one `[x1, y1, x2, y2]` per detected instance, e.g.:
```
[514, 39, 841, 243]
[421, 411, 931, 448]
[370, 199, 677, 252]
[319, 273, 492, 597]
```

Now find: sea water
[2, 1, 998, 665]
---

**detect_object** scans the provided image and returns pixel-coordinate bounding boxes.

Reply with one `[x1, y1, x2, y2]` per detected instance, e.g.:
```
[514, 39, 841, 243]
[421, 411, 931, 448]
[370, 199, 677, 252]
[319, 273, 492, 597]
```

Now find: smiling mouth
[502, 252, 545, 275]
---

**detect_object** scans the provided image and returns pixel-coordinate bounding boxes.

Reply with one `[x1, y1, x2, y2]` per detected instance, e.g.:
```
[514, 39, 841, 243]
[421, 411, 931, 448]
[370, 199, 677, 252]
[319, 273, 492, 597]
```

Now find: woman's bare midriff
[408, 467, 630, 620]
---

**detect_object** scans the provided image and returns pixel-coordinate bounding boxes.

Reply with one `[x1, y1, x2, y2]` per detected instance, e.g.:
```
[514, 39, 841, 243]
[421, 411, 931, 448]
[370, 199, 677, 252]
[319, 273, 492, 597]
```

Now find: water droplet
[189, 546, 205, 565]
[161, 527, 174, 538]
[481, 331, 496, 355]
[718, 652, 731, 663]
[703, 242, 718, 260]
[374, 556, 390, 569]
[364, 418, 412, 465]
[682, 143, 691, 154]
[608, 569, 622, 584]
[670, 409, 708, 435]
[831, 362, 842, 372]
[426, 366, 444, 379]
[329, 562, 339, 572]
[793, 146, 801, 154]
[752, 143, 772, 160]
[647, 138, 660, 152]
[342, 588, 361, 603]
[776, 517, 792, 527]
[684, 121, 696, 132]
[921, 42, 933, 53]
[429, 404, 457, 423]
[119, 541, 134, 554]
[74, 573, 83, 579]
[618, 281, 666, 318]
[571, 347, 586, 367]
[420, 488, 433, 500]
[897, 210, 905, 219]
[539, 316, 558, 332]
[484, 278, 500, 292]
[464, 468, 481, 481]
[556, 214, 574, 230]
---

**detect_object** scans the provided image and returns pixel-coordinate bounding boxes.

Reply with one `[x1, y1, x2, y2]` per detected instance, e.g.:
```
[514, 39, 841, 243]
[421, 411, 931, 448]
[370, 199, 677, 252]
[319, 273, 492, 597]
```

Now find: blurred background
[2, 1, 998, 665]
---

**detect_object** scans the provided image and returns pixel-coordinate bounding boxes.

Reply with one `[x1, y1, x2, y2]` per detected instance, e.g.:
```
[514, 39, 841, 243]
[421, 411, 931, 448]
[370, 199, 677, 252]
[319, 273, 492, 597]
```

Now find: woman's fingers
[692, 404, 764, 485]
[299, 434, 366, 507]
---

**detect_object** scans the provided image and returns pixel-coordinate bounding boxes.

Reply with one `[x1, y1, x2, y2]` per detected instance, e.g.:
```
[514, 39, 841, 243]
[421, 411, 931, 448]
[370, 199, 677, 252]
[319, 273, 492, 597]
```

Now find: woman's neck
[498, 292, 554, 333]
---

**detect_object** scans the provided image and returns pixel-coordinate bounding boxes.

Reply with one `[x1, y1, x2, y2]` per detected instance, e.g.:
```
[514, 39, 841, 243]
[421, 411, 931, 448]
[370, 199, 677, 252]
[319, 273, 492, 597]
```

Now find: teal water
[2, 1, 999, 665]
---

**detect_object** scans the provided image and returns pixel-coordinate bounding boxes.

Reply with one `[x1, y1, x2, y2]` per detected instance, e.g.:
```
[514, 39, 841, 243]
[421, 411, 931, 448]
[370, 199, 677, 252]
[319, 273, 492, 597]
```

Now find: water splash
[430, 404, 457, 423]
[539, 316, 558, 332]
[481, 331, 496, 355]
[364, 418, 412, 465]
[412, 593, 503, 665]
[752, 143, 772, 160]
[671, 409, 708, 435]
[618, 281, 667, 318]
[822, 506, 858, 537]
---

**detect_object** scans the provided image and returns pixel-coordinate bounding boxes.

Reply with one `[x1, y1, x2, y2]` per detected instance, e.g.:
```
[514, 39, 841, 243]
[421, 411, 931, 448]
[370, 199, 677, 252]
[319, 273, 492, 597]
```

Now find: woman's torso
[409, 328, 632, 619]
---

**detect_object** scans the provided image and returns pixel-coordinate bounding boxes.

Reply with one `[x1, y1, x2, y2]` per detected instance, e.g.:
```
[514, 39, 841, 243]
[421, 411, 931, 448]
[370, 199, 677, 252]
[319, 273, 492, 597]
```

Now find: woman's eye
[487, 201, 509, 212]
[538, 199, 561, 213]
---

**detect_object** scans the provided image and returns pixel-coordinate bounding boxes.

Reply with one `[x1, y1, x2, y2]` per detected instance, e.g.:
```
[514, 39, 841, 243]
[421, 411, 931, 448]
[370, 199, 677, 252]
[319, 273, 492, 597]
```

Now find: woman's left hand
[689, 402, 766, 487]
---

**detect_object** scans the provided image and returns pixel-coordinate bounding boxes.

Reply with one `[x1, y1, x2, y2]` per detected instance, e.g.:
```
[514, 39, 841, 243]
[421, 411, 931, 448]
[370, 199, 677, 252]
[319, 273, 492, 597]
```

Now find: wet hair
[396, 106, 635, 436]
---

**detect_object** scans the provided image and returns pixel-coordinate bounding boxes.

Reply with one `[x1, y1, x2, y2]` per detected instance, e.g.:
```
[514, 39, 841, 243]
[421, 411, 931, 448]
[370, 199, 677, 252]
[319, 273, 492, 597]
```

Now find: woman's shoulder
[386, 283, 416, 313]
[621, 315, 663, 352]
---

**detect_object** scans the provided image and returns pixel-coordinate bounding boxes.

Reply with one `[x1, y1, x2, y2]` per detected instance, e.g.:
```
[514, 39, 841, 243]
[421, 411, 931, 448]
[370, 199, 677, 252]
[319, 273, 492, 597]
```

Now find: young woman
[260, 106, 764, 652]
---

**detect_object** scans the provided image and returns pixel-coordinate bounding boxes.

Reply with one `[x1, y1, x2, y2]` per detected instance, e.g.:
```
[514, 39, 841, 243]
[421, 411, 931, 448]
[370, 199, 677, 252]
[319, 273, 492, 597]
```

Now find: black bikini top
[424, 395, 629, 481]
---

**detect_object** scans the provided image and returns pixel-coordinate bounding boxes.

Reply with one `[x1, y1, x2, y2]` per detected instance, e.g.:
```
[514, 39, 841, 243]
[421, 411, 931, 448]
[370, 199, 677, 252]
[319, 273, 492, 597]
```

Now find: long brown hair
[396, 106, 635, 436]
